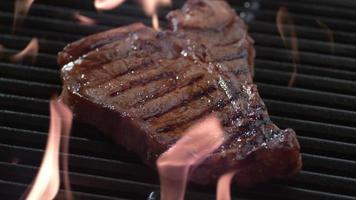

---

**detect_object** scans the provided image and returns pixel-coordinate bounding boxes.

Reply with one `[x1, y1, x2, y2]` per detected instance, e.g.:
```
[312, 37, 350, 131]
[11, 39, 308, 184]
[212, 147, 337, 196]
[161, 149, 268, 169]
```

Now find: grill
[1, 0, 356, 199]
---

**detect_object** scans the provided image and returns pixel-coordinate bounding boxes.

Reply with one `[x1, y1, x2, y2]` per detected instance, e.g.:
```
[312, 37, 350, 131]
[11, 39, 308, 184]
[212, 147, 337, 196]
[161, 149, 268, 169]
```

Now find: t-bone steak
[59, 0, 302, 186]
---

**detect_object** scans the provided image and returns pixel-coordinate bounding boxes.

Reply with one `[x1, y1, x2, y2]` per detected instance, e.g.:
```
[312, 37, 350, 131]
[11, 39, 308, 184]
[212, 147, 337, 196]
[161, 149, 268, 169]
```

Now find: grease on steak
[59, 0, 301, 186]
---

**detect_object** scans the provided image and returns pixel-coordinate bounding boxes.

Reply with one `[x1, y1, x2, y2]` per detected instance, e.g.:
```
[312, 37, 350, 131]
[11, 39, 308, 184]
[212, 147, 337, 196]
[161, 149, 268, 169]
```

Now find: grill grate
[1, 0, 356, 199]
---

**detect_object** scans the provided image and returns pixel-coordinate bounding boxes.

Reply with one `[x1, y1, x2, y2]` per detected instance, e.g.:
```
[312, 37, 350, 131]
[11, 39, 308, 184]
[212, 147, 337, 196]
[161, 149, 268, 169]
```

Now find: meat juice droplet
[147, 191, 159, 200]
[181, 50, 188, 57]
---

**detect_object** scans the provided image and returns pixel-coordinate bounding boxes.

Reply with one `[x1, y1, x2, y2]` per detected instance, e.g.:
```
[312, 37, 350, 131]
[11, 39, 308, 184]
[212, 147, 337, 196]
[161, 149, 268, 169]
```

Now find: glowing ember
[13, 0, 35, 31]
[216, 171, 236, 200]
[142, 0, 171, 30]
[25, 99, 72, 200]
[157, 115, 224, 200]
[94, 0, 126, 11]
[276, 7, 299, 87]
[74, 12, 96, 25]
[11, 37, 39, 64]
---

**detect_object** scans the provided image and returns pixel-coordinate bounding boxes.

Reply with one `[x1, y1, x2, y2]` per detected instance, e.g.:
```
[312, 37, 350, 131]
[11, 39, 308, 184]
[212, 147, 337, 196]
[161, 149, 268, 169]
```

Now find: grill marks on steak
[58, 23, 151, 66]
[59, 0, 301, 186]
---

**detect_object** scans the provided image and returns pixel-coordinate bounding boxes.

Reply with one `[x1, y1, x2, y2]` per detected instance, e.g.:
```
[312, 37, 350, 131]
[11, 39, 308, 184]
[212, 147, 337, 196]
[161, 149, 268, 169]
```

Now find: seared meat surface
[59, 0, 301, 186]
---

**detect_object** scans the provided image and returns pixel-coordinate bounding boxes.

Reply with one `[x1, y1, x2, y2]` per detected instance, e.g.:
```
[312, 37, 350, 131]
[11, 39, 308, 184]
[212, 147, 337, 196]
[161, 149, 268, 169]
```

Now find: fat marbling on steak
[59, 0, 302, 186]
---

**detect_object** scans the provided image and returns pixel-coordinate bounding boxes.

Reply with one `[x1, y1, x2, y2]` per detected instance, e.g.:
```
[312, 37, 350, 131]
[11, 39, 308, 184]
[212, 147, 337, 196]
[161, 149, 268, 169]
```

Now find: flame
[74, 12, 96, 25]
[94, 0, 126, 11]
[57, 98, 74, 200]
[11, 37, 39, 64]
[316, 20, 335, 54]
[0, 44, 5, 57]
[152, 13, 160, 31]
[276, 7, 299, 87]
[157, 115, 224, 200]
[11, 157, 20, 164]
[25, 99, 73, 200]
[142, 0, 171, 30]
[13, 0, 35, 32]
[216, 171, 236, 200]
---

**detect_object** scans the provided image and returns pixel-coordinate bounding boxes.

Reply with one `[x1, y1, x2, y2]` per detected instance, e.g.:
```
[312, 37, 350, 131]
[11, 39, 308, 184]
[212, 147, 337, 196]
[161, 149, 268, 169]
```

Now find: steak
[59, 0, 302, 186]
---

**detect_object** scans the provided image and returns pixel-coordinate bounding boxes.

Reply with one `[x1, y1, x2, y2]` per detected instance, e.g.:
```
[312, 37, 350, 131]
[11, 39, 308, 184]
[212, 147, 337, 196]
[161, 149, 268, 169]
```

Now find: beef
[59, 0, 301, 186]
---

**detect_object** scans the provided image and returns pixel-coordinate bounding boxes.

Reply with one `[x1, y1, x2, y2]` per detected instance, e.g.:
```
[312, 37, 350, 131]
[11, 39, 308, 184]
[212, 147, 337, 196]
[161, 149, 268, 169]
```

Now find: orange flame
[316, 20, 335, 54]
[25, 99, 72, 200]
[276, 7, 299, 87]
[74, 12, 96, 25]
[157, 115, 224, 200]
[13, 0, 35, 32]
[216, 171, 236, 200]
[11, 37, 39, 64]
[142, 0, 171, 30]
[94, 0, 126, 11]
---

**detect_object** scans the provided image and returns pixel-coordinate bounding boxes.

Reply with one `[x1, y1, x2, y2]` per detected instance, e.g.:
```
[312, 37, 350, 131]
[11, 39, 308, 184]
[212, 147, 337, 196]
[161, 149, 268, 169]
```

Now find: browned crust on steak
[59, 0, 301, 187]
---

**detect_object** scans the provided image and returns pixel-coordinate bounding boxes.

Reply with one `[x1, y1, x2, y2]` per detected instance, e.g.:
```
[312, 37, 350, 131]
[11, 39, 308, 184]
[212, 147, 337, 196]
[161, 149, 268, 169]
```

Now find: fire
[216, 171, 236, 200]
[11, 157, 20, 164]
[142, 0, 171, 30]
[93, 0, 170, 30]
[74, 12, 96, 25]
[57, 98, 74, 200]
[152, 13, 160, 31]
[13, 0, 35, 31]
[0, 44, 4, 57]
[11, 37, 39, 64]
[94, 0, 126, 11]
[276, 7, 299, 87]
[157, 115, 224, 200]
[25, 99, 73, 200]
[316, 20, 335, 54]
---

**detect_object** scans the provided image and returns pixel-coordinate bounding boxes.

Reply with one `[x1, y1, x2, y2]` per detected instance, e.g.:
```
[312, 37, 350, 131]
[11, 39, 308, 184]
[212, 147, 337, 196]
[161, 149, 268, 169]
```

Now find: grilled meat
[59, 0, 301, 186]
